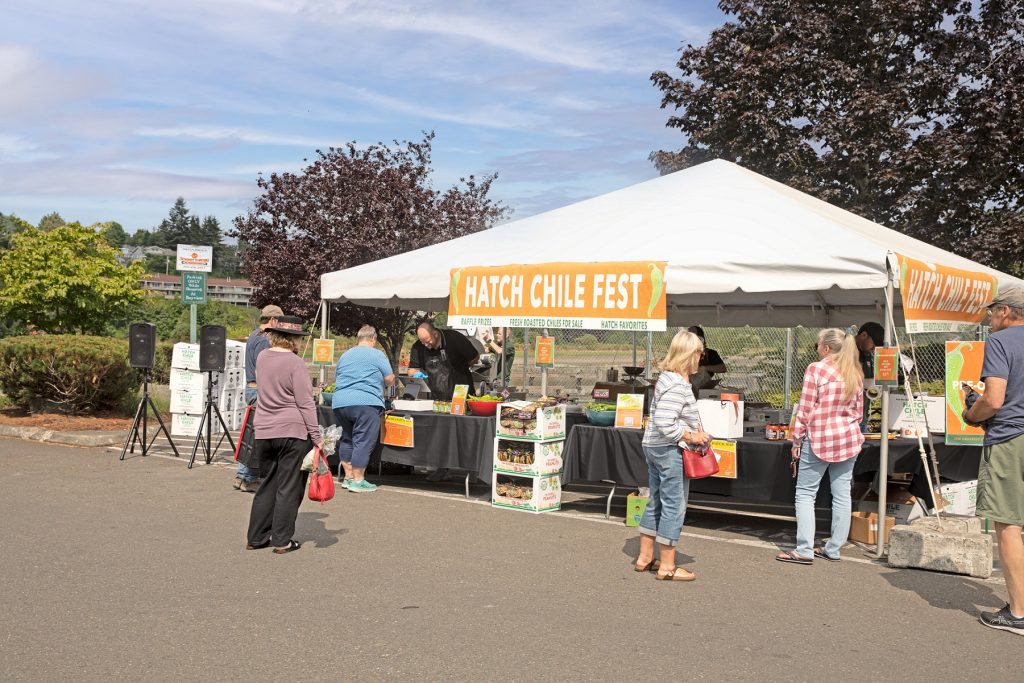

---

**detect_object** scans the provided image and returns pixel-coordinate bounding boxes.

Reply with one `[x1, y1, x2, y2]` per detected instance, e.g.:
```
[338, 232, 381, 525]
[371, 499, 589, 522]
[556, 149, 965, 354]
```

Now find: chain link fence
[505, 326, 975, 407]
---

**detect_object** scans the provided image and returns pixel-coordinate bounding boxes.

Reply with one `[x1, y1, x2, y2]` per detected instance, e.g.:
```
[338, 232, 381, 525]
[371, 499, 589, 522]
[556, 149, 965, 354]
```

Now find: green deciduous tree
[651, 0, 1024, 271]
[37, 212, 66, 232]
[0, 223, 145, 334]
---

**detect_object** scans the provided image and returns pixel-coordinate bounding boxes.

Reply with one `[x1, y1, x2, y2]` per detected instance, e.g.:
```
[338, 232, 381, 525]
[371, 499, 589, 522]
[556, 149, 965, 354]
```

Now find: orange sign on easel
[535, 336, 554, 368]
[710, 439, 737, 479]
[614, 394, 644, 429]
[312, 338, 335, 366]
[381, 415, 414, 448]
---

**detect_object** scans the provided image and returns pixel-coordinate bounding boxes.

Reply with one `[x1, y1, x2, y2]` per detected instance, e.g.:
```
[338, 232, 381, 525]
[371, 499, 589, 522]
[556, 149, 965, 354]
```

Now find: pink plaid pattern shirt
[791, 359, 864, 462]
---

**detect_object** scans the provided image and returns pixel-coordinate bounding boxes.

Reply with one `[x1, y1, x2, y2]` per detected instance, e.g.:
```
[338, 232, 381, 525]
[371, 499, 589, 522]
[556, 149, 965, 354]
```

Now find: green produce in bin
[586, 402, 617, 426]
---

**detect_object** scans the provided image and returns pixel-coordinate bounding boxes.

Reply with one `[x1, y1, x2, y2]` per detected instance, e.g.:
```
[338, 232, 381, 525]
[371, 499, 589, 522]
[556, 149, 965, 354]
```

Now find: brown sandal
[634, 559, 661, 573]
[655, 566, 696, 581]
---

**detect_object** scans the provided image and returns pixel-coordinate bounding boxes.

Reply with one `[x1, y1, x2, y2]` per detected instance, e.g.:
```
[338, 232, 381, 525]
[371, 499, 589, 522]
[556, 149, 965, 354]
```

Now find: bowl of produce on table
[321, 384, 335, 405]
[585, 402, 617, 426]
[467, 394, 503, 416]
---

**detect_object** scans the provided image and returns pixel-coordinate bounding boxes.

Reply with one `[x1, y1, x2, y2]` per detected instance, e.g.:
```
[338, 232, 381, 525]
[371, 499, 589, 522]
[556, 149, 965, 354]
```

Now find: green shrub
[152, 341, 174, 384]
[0, 335, 138, 414]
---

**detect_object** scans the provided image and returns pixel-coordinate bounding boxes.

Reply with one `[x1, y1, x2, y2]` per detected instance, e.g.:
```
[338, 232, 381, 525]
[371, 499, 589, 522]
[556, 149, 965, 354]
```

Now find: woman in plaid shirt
[777, 328, 864, 564]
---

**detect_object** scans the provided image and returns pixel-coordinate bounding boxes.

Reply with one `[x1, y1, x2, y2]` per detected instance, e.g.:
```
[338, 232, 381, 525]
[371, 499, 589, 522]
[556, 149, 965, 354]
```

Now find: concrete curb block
[0, 424, 124, 447]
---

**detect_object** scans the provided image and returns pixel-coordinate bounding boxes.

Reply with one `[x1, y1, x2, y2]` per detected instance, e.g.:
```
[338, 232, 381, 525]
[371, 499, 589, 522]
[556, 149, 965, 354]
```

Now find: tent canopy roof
[321, 160, 1023, 327]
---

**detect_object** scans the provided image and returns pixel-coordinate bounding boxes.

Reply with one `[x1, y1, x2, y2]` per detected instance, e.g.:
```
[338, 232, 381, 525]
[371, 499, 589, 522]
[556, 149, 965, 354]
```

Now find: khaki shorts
[976, 433, 1024, 527]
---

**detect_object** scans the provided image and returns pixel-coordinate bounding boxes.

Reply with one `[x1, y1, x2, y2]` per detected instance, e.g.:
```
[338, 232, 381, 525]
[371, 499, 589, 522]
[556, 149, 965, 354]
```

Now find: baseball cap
[984, 286, 1024, 309]
[260, 304, 284, 318]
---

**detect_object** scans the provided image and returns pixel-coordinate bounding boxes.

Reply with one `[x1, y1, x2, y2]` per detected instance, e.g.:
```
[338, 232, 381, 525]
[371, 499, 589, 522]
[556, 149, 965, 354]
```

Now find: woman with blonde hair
[634, 329, 711, 581]
[776, 327, 864, 564]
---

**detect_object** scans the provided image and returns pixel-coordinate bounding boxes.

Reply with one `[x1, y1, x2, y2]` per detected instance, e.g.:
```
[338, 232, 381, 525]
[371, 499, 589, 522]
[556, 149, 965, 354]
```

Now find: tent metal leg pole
[784, 328, 794, 410]
[876, 274, 895, 558]
[319, 300, 327, 392]
[540, 328, 548, 397]
[645, 332, 653, 380]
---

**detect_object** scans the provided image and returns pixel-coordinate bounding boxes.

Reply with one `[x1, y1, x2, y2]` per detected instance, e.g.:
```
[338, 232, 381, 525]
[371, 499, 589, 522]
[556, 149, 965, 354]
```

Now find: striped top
[642, 371, 702, 446]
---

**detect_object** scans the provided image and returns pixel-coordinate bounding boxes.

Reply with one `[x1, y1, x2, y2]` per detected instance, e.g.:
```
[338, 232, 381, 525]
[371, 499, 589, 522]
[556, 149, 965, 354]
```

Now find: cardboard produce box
[625, 493, 648, 527]
[939, 480, 978, 516]
[171, 413, 222, 437]
[849, 511, 895, 545]
[496, 401, 566, 441]
[491, 472, 561, 513]
[493, 438, 563, 476]
[696, 399, 744, 439]
[170, 388, 206, 415]
[171, 342, 201, 371]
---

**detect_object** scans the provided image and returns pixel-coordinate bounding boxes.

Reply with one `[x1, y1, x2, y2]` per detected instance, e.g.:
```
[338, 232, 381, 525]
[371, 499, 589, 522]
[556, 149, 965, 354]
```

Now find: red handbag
[682, 445, 719, 479]
[680, 413, 719, 479]
[307, 447, 335, 503]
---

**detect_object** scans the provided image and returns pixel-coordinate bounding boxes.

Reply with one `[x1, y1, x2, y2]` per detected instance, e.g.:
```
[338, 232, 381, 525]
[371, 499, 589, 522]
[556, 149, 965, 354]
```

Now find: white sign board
[176, 244, 213, 272]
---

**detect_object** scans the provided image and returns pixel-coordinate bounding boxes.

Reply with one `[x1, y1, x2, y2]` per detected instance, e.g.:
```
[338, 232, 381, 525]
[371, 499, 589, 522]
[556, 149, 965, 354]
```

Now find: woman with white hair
[776, 327, 864, 564]
[332, 325, 396, 492]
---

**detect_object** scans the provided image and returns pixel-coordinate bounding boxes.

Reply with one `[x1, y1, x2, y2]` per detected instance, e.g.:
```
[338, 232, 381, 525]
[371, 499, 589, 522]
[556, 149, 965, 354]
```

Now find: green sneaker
[348, 479, 378, 493]
[341, 478, 353, 490]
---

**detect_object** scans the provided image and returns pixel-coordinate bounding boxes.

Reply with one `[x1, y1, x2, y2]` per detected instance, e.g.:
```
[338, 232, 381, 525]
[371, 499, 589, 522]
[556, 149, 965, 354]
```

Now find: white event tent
[320, 159, 1024, 326]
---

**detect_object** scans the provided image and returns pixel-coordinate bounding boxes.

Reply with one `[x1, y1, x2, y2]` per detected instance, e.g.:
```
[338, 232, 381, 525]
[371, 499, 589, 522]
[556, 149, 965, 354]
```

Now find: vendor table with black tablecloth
[317, 406, 496, 484]
[561, 424, 982, 504]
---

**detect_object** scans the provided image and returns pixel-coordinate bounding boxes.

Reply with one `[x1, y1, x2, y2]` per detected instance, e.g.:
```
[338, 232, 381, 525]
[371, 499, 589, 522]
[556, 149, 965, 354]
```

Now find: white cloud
[134, 125, 333, 149]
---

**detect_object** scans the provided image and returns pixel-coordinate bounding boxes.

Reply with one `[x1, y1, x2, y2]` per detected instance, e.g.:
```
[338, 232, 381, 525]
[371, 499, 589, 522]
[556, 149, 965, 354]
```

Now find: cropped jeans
[794, 440, 857, 559]
[638, 443, 690, 546]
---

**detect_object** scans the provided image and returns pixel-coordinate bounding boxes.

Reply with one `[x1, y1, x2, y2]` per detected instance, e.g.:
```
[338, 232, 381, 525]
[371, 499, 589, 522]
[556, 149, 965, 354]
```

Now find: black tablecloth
[561, 425, 982, 504]
[318, 406, 495, 483]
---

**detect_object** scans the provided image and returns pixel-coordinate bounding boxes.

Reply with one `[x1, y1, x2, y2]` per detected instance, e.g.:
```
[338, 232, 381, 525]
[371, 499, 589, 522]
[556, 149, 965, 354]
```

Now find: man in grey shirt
[964, 286, 1024, 635]
[234, 304, 282, 492]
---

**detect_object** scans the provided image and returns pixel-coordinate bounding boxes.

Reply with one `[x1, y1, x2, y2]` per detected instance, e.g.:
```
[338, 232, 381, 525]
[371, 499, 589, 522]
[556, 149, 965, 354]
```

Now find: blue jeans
[334, 405, 383, 470]
[237, 388, 258, 482]
[794, 441, 857, 558]
[638, 443, 690, 546]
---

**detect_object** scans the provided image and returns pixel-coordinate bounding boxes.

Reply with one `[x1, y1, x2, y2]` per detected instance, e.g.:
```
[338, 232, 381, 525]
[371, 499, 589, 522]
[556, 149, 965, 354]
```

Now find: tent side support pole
[876, 275, 895, 558]
[784, 328, 794, 410]
[645, 331, 653, 380]
[522, 328, 529, 391]
[540, 328, 548, 397]
[319, 300, 328, 391]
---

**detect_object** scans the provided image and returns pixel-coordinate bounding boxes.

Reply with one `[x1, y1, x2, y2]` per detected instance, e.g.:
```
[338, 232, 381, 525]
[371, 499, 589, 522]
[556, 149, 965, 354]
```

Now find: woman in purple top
[246, 316, 324, 554]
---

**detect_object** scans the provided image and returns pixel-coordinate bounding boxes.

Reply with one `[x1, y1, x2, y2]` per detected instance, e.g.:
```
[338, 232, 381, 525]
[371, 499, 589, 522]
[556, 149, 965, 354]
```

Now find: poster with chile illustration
[945, 340, 986, 446]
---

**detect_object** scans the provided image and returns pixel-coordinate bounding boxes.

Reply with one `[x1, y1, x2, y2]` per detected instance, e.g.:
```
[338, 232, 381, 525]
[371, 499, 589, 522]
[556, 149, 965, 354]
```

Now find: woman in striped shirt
[776, 328, 864, 564]
[634, 329, 711, 581]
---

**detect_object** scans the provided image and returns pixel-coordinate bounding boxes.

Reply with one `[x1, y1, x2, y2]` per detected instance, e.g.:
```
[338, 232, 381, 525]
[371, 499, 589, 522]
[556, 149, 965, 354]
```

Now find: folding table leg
[602, 480, 616, 519]
[464, 473, 471, 499]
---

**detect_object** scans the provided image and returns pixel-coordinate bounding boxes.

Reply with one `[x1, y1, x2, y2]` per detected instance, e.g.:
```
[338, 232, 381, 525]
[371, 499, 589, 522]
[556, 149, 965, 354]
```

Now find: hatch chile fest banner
[447, 262, 668, 331]
[896, 254, 997, 334]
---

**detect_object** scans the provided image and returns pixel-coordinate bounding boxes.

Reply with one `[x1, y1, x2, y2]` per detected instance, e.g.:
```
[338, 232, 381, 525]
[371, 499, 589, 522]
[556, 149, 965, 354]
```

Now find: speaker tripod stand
[120, 368, 180, 460]
[188, 370, 236, 469]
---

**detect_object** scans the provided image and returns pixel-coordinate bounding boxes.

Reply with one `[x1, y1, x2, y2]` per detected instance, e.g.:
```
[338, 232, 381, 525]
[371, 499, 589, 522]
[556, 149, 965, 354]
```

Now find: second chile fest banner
[896, 253, 997, 334]
[447, 262, 668, 331]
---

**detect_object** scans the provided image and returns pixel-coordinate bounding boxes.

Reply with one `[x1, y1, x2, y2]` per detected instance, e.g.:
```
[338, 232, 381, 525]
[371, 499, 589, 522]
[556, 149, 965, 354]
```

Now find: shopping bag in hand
[307, 447, 335, 503]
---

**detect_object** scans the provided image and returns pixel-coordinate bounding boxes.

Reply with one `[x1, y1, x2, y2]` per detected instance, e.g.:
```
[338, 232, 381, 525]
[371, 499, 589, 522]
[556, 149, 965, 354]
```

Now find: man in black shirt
[687, 326, 727, 392]
[855, 322, 885, 380]
[407, 321, 480, 400]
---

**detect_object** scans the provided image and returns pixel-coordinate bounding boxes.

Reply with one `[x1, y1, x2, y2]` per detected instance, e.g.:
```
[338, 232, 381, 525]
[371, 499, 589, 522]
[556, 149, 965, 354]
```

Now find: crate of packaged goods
[170, 388, 206, 415]
[171, 413, 222, 437]
[168, 368, 218, 393]
[171, 343, 202, 371]
[225, 340, 246, 370]
[496, 399, 566, 441]
[491, 472, 561, 513]
[493, 438, 563, 476]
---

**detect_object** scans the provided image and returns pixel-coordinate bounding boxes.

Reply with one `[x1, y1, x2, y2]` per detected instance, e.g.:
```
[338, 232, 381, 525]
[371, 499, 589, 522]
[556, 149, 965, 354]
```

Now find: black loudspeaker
[128, 323, 157, 369]
[200, 325, 227, 372]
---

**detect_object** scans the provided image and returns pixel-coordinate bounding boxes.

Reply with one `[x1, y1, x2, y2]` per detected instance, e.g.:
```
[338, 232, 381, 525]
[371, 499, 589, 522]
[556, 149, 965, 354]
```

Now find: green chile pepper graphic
[450, 269, 462, 314]
[647, 264, 663, 317]
[946, 341, 972, 430]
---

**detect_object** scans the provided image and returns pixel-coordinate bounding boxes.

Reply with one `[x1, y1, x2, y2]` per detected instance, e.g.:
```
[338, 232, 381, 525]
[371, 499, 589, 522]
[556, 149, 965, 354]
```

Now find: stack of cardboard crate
[169, 341, 247, 437]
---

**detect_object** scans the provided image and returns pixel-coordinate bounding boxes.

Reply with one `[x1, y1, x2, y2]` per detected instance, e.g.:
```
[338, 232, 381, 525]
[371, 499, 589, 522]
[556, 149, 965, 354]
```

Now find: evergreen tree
[38, 212, 66, 232]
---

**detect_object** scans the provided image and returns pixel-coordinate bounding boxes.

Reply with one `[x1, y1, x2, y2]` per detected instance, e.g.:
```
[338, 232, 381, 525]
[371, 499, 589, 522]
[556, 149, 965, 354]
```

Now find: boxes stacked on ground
[492, 399, 565, 514]
[169, 341, 247, 437]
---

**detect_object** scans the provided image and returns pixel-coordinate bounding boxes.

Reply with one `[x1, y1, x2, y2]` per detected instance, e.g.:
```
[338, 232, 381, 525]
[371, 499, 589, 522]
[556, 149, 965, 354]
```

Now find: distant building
[140, 274, 254, 306]
[119, 246, 146, 265]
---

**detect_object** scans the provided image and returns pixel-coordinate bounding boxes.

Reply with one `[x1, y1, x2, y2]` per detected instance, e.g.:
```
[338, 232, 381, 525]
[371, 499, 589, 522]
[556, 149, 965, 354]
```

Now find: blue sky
[1, 0, 724, 233]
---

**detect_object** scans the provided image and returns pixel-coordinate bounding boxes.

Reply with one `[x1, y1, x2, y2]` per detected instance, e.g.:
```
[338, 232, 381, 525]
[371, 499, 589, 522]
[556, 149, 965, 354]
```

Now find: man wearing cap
[234, 304, 282, 492]
[963, 285, 1024, 635]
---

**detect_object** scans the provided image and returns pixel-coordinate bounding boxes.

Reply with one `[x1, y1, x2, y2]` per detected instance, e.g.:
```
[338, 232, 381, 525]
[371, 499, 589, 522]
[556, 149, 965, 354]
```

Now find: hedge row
[0, 336, 140, 414]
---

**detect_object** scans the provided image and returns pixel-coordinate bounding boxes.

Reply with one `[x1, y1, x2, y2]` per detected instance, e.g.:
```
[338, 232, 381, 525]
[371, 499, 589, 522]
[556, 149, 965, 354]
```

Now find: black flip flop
[245, 541, 270, 550]
[776, 550, 812, 565]
[272, 540, 301, 554]
[813, 547, 841, 562]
